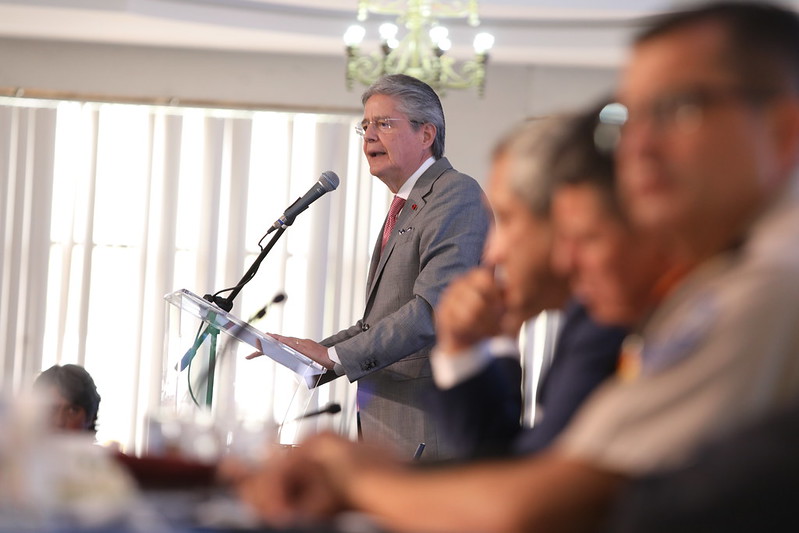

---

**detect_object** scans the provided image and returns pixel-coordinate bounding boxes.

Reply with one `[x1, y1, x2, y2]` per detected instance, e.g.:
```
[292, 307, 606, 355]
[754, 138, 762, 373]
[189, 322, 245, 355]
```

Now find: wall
[0, 37, 619, 184]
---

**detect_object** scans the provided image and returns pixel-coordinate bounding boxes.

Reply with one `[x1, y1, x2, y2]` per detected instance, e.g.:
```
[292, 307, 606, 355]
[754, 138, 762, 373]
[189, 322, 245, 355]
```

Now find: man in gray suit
[268, 74, 491, 460]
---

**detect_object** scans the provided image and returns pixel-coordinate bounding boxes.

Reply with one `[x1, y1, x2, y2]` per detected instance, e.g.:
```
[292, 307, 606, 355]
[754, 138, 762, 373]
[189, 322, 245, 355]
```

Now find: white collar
[396, 156, 436, 200]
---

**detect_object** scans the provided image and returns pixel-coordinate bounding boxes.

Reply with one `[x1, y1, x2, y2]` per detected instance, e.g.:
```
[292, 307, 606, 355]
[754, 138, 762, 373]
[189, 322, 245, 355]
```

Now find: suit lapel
[364, 158, 453, 307]
[366, 222, 384, 292]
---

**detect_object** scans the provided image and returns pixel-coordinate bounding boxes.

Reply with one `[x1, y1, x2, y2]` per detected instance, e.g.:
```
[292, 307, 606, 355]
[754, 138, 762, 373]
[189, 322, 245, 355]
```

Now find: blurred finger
[245, 350, 263, 360]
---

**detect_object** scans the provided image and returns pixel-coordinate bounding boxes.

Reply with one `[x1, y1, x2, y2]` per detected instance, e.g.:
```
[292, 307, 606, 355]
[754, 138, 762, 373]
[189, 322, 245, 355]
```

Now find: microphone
[270, 171, 340, 231]
[277, 403, 341, 441]
[291, 402, 342, 421]
[248, 292, 287, 322]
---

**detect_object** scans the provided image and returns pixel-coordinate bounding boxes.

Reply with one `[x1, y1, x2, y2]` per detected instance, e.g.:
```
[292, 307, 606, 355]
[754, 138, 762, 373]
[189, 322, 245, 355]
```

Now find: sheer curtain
[0, 96, 388, 453]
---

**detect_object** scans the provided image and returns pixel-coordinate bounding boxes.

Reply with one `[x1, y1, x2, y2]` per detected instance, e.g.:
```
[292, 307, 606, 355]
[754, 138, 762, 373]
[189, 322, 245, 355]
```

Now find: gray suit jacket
[319, 157, 491, 460]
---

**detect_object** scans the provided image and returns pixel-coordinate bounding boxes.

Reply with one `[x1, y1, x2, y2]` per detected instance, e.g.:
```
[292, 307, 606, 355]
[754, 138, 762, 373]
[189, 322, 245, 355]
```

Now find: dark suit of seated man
[431, 301, 625, 459]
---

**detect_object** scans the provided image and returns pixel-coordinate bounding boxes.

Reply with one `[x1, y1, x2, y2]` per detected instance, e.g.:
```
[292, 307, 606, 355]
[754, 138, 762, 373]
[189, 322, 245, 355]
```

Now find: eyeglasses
[355, 117, 421, 137]
[601, 85, 780, 137]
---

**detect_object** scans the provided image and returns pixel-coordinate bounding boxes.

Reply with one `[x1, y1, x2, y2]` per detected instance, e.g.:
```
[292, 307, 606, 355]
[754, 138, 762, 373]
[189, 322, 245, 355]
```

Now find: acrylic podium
[163, 288, 326, 411]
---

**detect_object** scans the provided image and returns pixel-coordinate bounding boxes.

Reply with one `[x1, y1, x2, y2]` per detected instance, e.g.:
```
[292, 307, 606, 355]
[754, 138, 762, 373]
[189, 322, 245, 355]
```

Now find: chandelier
[343, 0, 495, 96]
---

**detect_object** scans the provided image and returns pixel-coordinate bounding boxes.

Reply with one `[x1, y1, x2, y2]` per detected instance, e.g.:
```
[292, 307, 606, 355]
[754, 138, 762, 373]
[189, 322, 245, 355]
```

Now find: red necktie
[381, 196, 406, 253]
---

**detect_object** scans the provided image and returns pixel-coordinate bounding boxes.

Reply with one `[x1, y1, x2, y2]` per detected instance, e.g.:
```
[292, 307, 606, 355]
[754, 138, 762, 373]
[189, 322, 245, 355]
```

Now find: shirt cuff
[328, 347, 346, 376]
[431, 336, 519, 390]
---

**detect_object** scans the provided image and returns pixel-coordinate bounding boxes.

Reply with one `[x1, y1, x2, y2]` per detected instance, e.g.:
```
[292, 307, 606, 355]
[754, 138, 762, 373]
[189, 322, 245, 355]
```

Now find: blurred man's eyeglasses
[595, 86, 781, 152]
[355, 117, 421, 137]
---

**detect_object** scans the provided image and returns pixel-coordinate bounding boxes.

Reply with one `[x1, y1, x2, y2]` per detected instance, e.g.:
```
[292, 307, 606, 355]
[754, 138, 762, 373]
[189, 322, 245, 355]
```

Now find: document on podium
[164, 289, 326, 388]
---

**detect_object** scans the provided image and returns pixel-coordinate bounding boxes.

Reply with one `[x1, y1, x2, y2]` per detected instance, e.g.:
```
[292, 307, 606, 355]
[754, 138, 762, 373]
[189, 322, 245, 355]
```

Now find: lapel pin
[411, 204, 417, 210]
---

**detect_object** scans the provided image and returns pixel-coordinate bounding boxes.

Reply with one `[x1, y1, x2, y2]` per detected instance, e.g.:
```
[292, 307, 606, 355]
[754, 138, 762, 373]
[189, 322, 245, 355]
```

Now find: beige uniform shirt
[556, 179, 799, 475]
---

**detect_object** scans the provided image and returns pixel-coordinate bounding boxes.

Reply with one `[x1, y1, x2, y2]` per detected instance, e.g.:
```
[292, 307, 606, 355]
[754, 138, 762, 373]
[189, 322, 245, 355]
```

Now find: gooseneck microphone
[277, 402, 342, 441]
[248, 292, 287, 322]
[271, 171, 340, 231]
[291, 402, 342, 421]
[207, 171, 340, 312]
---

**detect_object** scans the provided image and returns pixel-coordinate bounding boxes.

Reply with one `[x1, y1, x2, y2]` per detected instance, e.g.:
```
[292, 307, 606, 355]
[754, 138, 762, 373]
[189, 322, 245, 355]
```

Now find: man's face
[552, 184, 665, 325]
[361, 94, 434, 190]
[616, 22, 789, 253]
[483, 155, 566, 321]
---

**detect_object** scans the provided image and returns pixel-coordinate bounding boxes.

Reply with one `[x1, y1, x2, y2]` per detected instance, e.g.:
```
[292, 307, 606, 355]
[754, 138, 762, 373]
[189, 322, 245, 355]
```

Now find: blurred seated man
[231, 3, 799, 531]
[34, 364, 101, 434]
[429, 112, 640, 459]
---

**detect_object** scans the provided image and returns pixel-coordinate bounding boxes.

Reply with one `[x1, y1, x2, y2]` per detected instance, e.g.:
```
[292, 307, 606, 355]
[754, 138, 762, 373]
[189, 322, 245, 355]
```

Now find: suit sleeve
[430, 357, 523, 459]
[330, 173, 491, 382]
[320, 322, 364, 348]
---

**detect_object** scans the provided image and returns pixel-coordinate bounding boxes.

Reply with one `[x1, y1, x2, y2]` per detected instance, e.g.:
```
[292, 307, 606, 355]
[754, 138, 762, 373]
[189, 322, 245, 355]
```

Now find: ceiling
[0, 0, 795, 68]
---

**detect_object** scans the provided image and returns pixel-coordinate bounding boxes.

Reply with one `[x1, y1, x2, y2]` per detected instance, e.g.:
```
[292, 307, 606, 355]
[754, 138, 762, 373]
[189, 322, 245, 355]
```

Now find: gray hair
[362, 74, 446, 159]
[492, 116, 572, 217]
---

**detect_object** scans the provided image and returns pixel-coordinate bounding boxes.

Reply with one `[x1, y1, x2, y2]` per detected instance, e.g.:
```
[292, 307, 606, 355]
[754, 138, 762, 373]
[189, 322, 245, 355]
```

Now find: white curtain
[0, 103, 57, 390]
[0, 97, 387, 454]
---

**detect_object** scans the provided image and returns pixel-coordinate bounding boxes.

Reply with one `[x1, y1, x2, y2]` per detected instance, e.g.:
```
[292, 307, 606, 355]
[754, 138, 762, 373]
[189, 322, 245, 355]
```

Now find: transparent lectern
[163, 289, 326, 410]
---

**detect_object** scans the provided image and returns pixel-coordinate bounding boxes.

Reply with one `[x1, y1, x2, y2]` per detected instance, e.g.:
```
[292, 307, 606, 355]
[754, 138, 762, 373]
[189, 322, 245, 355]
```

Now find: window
[1, 97, 389, 453]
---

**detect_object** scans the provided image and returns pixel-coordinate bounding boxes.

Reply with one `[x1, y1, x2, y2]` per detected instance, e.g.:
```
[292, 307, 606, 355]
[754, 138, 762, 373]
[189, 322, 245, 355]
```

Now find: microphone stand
[181, 226, 288, 408]
[205, 226, 287, 312]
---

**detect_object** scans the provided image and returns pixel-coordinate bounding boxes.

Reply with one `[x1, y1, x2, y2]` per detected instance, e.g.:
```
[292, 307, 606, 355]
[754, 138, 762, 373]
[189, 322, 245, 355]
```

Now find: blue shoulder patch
[641, 293, 718, 375]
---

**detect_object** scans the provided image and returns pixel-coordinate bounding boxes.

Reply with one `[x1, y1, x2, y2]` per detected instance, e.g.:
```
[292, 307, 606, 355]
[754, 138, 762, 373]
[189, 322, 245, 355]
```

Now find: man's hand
[435, 267, 506, 354]
[233, 447, 342, 527]
[246, 335, 335, 370]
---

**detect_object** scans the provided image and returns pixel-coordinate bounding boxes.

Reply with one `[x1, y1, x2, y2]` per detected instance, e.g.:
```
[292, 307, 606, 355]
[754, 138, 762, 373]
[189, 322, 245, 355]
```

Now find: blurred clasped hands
[221, 431, 400, 529]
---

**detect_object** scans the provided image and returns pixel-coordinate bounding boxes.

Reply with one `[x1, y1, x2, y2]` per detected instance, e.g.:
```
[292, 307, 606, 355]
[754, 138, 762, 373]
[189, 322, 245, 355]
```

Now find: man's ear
[421, 122, 437, 150]
[770, 96, 799, 174]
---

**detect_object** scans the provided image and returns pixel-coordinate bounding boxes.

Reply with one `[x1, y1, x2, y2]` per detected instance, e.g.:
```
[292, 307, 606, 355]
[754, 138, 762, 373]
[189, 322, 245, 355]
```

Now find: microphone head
[327, 403, 342, 414]
[319, 171, 340, 192]
[272, 292, 287, 304]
